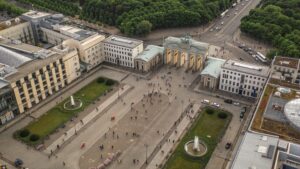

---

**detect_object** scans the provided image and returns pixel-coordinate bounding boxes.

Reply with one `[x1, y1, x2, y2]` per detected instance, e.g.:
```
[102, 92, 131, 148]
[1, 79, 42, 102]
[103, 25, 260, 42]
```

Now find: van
[202, 99, 210, 104]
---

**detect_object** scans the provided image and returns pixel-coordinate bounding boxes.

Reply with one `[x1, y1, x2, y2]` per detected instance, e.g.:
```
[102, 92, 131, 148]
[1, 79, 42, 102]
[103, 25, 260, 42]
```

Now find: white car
[202, 99, 210, 104]
[234, 12, 238, 15]
[221, 21, 224, 25]
[212, 102, 220, 108]
[233, 102, 240, 106]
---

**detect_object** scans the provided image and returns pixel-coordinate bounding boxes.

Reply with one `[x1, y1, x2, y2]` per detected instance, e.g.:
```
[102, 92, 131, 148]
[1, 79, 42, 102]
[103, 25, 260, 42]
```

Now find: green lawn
[16, 78, 114, 145]
[163, 108, 232, 169]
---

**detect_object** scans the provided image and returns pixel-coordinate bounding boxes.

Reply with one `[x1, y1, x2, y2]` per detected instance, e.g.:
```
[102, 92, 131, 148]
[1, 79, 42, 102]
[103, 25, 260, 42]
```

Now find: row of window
[222, 70, 265, 81]
[104, 44, 131, 51]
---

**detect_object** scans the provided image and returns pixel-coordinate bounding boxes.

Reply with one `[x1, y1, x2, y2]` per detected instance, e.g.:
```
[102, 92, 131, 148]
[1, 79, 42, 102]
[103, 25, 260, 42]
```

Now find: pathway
[44, 84, 132, 154]
[145, 104, 201, 169]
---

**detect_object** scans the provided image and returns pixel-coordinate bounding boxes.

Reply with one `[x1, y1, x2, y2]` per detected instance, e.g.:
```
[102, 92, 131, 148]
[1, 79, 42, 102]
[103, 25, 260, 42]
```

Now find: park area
[163, 108, 231, 169]
[15, 77, 116, 146]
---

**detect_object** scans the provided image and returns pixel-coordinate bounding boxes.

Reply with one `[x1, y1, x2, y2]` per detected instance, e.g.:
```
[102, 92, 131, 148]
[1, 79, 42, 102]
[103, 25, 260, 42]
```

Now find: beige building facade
[6, 48, 80, 113]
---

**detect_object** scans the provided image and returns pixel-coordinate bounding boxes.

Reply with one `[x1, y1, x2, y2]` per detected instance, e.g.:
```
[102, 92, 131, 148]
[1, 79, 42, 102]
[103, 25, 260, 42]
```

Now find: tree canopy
[240, 0, 300, 58]
[0, 0, 27, 15]
[81, 0, 236, 36]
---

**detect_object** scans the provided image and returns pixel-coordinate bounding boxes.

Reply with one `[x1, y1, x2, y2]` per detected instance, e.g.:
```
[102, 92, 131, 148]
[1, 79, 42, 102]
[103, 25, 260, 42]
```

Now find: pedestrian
[133, 159, 136, 164]
[111, 145, 114, 149]
[101, 154, 103, 159]
[63, 161, 65, 166]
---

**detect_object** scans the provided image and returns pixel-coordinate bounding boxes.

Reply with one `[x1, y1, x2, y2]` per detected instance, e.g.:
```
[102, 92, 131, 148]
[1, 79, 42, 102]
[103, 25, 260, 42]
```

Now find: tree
[135, 20, 152, 36]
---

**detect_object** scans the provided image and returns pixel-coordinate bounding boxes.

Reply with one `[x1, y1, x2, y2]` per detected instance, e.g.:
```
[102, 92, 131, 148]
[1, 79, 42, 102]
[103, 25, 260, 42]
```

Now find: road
[144, 0, 263, 64]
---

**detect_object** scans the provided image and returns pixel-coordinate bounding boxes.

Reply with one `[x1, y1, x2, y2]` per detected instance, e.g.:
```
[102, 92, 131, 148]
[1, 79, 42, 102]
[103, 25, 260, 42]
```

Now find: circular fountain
[184, 136, 207, 157]
[64, 96, 82, 110]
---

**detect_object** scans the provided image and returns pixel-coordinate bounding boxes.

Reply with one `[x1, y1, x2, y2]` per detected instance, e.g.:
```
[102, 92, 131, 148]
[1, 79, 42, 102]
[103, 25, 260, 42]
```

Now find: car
[234, 12, 238, 15]
[210, 28, 214, 32]
[242, 3, 245, 5]
[240, 112, 245, 119]
[239, 57, 244, 61]
[227, 14, 230, 17]
[224, 99, 233, 104]
[233, 102, 240, 106]
[225, 142, 232, 149]
[235, 8, 238, 11]
[238, 44, 246, 49]
[221, 21, 224, 25]
[14, 159, 23, 167]
[202, 99, 210, 104]
[212, 102, 220, 108]
[248, 51, 254, 55]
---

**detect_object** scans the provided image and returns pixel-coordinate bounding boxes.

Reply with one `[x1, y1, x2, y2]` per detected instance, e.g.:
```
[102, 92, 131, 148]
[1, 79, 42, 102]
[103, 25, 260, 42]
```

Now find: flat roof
[51, 24, 97, 41]
[103, 35, 143, 48]
[273, 56, 299, 69]
[222, 59, 270, 77]
[21, 10, 51, 19]
[231, 132, 279, 169]
[135, 45, 164, 62]
[284, 98, 300, 130]
[200, 57, 225, 78]
[0, 38, 43, 54]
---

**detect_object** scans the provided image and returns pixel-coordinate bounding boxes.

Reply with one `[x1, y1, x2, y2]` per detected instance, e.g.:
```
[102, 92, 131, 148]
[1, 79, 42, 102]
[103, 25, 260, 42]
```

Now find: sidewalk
[44, 84, 132, 154]
[145, 104, 201, 169]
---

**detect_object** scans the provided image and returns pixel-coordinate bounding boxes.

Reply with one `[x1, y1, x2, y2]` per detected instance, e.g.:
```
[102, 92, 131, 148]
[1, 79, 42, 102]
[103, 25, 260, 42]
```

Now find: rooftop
[0, 38, 43, 54]
[21, 10, 51, 20]
[231, 132, 279, 169]
[135, 45, 164, 62]
[51, 25, 97, 41]
[0, 18, 26, 31]
[0, 46, 31, 67]
[273, 56, 299, 69]
[200, 57, 225, 78]
[103, 35, 143, 48]
[0, 63, 17, 78]
[164, 36, 209, 55]
[222, 59, 270, 77]
[4, 50, 70, 82]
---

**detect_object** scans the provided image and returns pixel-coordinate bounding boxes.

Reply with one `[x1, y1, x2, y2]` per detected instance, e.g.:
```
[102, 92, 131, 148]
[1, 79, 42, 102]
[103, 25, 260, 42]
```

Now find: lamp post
[144, 143, 148, 164]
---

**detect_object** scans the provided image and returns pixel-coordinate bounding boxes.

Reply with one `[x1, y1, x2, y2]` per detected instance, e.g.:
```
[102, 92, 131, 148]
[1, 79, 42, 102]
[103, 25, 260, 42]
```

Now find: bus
[220, 9, 229, 18]
[256, 52, 267, 63]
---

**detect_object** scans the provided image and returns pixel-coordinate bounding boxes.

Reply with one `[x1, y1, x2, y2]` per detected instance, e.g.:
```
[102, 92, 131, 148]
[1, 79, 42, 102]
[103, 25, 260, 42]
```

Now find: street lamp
[144, 143, 148, 164]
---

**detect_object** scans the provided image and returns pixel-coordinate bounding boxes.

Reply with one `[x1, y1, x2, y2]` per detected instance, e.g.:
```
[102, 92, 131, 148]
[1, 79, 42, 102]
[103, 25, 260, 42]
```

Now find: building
[0, 18, 35, 45]
[19, 11, 106, 71]
[271, 56, 300, 84]
[274, 141, 300, 169]
[163, 36, 210, 71]
[134, 45, 164, 72]
[231, 132, 279, 169]
[200, 57, 225, 90]
[3, 44, 80, 113]
[103, 35, 143, 68]
[219, 60, 270, 98]
[0, 64, 19, 125]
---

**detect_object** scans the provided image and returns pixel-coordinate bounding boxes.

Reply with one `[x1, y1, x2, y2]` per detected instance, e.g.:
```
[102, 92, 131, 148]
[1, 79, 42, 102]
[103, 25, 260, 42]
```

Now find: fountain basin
[184, 139, 207, 157]
[63, 98, 83, 111]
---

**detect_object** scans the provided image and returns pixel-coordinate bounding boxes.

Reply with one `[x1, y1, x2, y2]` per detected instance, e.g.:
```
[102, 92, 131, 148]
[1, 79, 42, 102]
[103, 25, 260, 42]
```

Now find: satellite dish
[5, 21, 11, 26]
[15, 18, 20, 23]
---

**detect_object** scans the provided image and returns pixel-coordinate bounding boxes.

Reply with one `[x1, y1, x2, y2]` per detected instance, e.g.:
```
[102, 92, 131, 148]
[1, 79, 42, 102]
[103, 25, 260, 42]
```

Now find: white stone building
[219, 60, 270, 98]
[103, 35, 143, 68]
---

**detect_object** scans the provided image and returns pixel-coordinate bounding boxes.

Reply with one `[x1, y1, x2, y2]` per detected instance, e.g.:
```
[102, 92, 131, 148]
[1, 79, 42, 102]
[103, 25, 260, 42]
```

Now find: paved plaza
[0, 66, 245, 169]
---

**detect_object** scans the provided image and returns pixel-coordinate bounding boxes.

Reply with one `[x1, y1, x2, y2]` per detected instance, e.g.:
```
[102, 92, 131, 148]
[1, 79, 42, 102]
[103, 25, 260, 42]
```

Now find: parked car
[224, 99, 233, 104]
[225, 142, 232, 149]
[233, 102, 240, 106]
[202, 99, 210, 104]
[14, 159, 23, 167]
[212, 102, 220, 108]
[238, 44, 246, 49]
